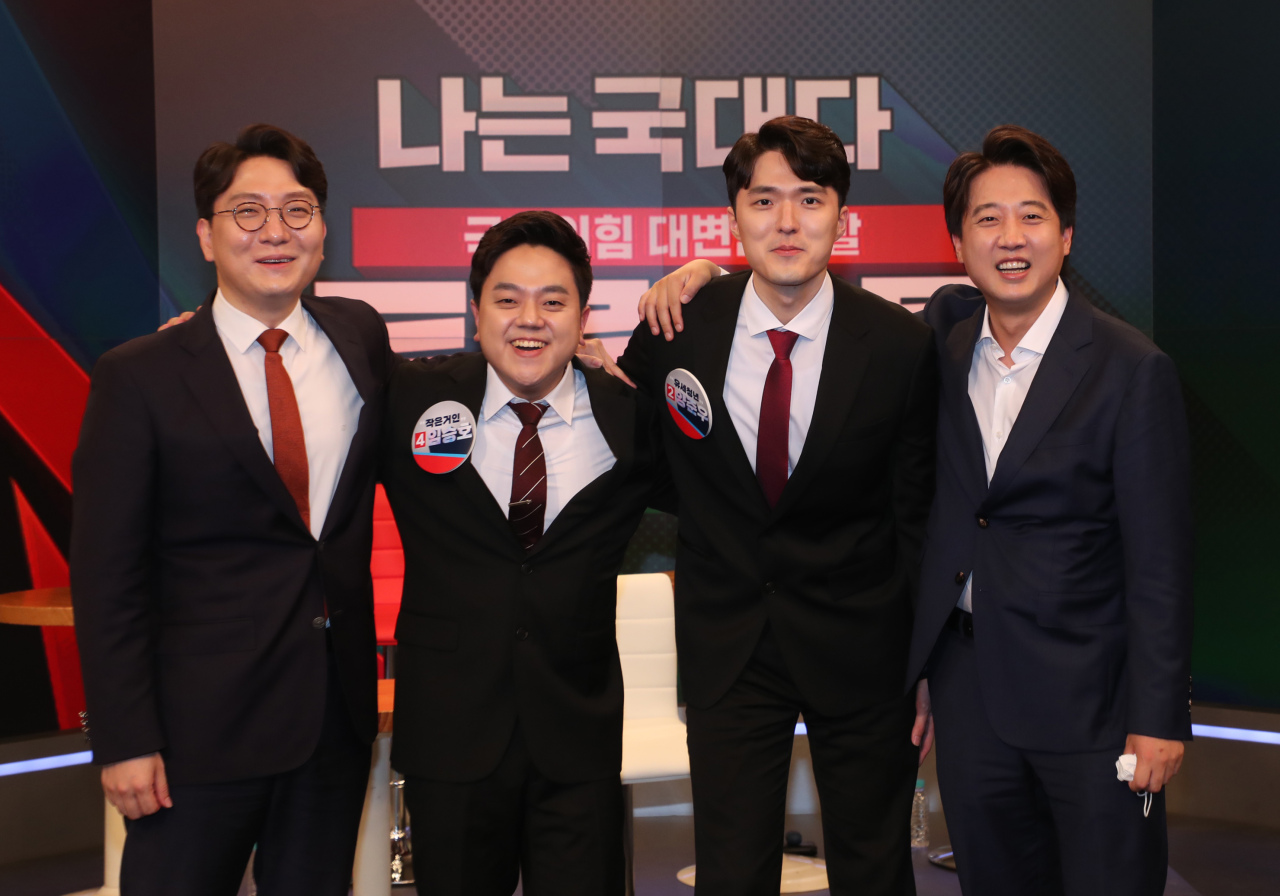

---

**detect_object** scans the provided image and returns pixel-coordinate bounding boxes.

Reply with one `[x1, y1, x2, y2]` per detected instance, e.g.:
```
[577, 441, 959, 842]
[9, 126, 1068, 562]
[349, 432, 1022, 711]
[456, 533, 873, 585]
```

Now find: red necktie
[257, 329, 310, 531]
[757, 329, 800, 508]
[508, 401, 548, 550]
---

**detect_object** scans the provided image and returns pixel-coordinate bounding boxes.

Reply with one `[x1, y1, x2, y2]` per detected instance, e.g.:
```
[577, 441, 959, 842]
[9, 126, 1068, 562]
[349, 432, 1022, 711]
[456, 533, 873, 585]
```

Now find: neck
[985, 289, 1056, 363]
[751, 269, 826, 326]
[218, 288, 301, 330]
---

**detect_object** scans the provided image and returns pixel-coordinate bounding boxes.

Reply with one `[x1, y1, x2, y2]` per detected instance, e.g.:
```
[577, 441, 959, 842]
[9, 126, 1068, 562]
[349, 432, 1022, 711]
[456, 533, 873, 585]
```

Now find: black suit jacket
[381, 354, 665, 784]
[907, 285, 1194, 751]
[71, 293, 395, 784]
[618, 271, 936, 715]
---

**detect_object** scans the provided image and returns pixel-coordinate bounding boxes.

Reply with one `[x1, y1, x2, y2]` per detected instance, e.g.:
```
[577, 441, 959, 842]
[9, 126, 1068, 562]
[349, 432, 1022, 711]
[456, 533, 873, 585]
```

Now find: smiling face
[471, 243, 590, 402]
[729, 150, 849, 319]
[952, 163, 1073, 317]
[196, 155, 325, 324]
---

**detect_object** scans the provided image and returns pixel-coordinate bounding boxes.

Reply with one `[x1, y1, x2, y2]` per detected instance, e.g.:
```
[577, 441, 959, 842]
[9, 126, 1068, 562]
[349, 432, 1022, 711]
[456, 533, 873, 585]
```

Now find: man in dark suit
[71, 125, 395, 896]
[906, 126, 1193, 895]
[380, 211, 667, 896]
[617, 117, 937, 895]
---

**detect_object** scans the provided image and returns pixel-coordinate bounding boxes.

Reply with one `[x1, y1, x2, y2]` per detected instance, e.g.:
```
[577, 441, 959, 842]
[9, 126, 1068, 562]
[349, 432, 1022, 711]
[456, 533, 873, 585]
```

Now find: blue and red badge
[664, 368, 713, 440]
[411, 401, 476, 474]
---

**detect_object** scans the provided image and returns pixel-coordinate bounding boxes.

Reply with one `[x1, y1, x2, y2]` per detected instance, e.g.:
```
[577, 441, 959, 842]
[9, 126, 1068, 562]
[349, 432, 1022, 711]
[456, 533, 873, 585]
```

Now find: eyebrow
[489, 282, 572, 296]
[970, 199, 1051, 216]
[747, 183, 825, 194]
[225, 191, 315, 203]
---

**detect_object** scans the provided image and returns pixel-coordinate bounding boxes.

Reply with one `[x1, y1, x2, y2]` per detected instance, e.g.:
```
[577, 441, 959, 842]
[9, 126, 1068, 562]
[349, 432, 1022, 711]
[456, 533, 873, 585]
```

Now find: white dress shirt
[723, 272, 834, 477]
[471, 363, 616, 530]
[959, 277, 1069, 611]
[211, 291, 364, 539]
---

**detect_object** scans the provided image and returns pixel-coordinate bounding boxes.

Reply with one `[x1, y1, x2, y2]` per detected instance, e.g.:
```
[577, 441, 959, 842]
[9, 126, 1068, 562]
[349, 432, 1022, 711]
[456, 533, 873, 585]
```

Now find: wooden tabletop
[0, 587, 73, 627]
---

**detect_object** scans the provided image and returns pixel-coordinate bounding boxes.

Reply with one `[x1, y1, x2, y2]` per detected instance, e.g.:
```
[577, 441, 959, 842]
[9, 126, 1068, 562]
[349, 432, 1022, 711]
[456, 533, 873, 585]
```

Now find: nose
[515, 297, 543, 327]
[997, 217, 1026, 249]
[777, 201, 799, 233]
[258, 210, 290, 242]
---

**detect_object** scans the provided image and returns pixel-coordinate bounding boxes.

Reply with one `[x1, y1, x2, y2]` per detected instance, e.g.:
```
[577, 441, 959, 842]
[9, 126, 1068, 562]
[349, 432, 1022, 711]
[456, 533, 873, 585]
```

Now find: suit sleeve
[1114, 349, 1194, 740]
[70, 350, 166, 765]
[892, 327, 938, 607]
[617, 320, 657, 392]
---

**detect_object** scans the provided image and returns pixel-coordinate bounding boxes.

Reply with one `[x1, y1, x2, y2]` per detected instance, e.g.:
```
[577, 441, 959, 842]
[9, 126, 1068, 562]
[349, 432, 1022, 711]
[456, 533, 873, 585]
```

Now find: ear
[197, 218, 215, 263]
[1061, 225, 1073, 257]
[578, 303, 591, 337]
[469, 299, 481, 346]
[951, 232, 965, 266]
[727, 204, 740, 242]
[837, 205, 850, 238]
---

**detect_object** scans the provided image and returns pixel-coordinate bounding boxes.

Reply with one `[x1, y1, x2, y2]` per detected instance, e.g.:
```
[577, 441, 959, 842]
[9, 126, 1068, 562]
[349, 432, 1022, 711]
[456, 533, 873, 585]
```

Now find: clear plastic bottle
[910, 777, 929, 848]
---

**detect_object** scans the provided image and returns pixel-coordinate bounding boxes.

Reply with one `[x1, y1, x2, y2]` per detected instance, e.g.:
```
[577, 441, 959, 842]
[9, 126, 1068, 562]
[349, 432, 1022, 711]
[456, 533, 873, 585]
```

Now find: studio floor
[0, 814, 1274, 896]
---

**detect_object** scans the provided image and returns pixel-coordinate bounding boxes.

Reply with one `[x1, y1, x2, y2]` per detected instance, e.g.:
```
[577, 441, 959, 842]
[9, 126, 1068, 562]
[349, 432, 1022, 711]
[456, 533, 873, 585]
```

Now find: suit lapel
[305, 297, 382, 540]
[773, 281, 871, 516]
[176, 295, 308, 530]
[446, 355, 521, 542]
[939, 305, 989, 506]
[695, 282, 765, 508]
[983, 293, 1094, 503]
[535, 364, 635, 552]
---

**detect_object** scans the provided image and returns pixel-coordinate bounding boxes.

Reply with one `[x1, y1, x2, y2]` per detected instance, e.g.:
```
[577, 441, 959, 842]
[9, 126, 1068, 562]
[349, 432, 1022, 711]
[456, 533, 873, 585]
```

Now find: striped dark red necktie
[756, 329, 799, 508]
[257, 328, 310, 530]
[508, 400, 548, 550]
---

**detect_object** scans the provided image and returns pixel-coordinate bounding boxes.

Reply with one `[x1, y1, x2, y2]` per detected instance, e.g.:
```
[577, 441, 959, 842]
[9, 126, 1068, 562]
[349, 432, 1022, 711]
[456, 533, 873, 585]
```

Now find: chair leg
[622, 783, 635, 896]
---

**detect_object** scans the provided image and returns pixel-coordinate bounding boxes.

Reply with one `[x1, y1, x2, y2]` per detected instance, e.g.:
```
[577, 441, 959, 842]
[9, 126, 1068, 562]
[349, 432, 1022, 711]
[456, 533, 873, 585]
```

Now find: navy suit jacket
[906, 284, 1194, 751]
[72, 293, 394, 784]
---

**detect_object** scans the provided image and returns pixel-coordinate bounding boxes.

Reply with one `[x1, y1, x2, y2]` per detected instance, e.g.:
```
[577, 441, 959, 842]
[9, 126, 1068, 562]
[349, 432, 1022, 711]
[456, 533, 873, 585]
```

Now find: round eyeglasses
[212, 201, 322, 232]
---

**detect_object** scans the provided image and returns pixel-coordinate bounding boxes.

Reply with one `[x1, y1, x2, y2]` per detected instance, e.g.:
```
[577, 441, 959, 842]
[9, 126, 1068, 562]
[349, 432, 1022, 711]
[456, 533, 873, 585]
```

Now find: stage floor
[0, 813, 1268, 896]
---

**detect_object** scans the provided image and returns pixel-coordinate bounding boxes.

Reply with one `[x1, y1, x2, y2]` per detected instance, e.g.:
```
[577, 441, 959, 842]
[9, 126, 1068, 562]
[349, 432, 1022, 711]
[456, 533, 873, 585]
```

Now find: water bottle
[910, 778, 929, 848]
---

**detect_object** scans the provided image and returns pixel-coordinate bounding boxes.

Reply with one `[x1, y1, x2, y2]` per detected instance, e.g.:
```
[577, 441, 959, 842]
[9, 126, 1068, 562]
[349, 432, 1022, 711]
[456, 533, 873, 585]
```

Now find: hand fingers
[642, 287, 662, 335]
[602, 355, 636, 389]
[919, 716, 935, 764]
[575, 351, 604, 368]
[154, 761, 173, 809]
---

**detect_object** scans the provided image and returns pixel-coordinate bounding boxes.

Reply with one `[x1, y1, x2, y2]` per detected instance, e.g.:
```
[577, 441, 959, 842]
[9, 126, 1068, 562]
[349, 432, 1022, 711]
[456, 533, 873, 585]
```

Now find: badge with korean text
[664, 368, 712, 439]
[411, 401, 476, 473]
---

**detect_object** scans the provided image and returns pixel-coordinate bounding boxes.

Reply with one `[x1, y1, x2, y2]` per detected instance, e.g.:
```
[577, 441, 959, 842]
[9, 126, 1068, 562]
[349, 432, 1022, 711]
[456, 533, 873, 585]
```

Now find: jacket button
[312, 616, 326, 629]
[316, 541, 326, 553]
[955, 571, 967, 585]
[521, 562, 533, 575]
[515, 627, 529, 641]
[763, 582, 777, 595]
[977, 517, 989, 528]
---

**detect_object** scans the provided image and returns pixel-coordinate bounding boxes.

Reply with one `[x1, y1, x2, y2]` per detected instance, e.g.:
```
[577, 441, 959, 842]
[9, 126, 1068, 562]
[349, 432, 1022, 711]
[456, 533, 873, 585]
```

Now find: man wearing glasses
[71, 124, 395, 895]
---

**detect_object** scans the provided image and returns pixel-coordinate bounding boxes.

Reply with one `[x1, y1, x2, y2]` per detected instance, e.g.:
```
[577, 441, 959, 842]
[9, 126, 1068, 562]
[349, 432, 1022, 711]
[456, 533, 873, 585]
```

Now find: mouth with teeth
[257, 256, 295, 266]
[511, 339, 548, 353]
[997, 260, 1030, 273]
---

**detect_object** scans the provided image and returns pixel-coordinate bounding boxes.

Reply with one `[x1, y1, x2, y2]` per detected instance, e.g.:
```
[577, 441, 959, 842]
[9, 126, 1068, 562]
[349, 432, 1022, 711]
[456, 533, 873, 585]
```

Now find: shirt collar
[741, 271, 834, 340]
[211, 289, 309, 354]
[481, 361, 577, 425]
[977, 277, 1069, 357]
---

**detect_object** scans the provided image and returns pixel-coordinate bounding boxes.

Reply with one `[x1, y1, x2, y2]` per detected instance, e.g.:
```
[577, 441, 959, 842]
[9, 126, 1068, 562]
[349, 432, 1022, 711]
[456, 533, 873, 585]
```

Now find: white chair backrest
[615, 573, 678, 721]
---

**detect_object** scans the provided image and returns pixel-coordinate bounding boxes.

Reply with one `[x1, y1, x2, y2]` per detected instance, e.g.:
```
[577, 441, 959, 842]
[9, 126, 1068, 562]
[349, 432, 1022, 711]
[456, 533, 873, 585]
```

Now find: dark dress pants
[930, 625, 1169, 896]
[119, 647, 371, 896]
[685, 625, 919, 896]
[404, 723, 624, 896]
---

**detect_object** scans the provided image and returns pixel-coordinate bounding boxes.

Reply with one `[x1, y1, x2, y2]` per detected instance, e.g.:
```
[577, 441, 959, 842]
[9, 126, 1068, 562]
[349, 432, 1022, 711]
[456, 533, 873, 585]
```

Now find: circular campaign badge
[664, 368, 713, 440]
[411, 401, 476, 474]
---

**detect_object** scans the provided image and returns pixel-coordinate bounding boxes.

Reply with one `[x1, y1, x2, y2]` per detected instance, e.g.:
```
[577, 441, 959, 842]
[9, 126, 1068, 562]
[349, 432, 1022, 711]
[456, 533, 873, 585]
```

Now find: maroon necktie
[756, 329, 800, 508]
[508, 401, 548, 550]
[257, 329, 310, 531]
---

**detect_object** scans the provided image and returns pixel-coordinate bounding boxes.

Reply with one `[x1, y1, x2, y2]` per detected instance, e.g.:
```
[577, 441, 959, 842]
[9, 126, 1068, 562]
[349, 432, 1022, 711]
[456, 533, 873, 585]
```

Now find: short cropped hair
[943, 125, 1076, 237]
[469, 210, 593, 307]
[723, 116, 851, 208]
[193, 124, 328, 220]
